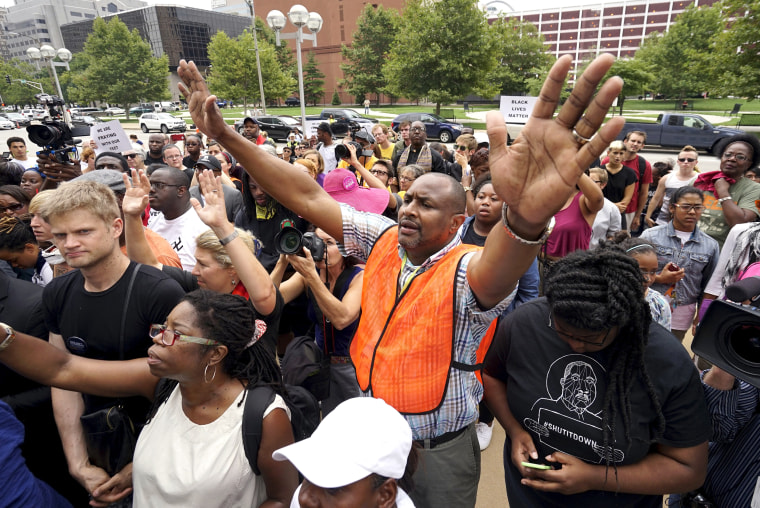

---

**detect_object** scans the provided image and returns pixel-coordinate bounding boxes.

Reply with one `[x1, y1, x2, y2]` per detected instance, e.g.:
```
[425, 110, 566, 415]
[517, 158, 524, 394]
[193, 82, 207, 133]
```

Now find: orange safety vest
[351, 228, 479, 414]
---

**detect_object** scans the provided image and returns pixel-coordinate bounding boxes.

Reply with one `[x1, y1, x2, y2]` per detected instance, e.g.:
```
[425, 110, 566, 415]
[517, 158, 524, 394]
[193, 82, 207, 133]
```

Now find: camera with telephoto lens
[274, 227, 325, 262]
[692, 276, 760, 388]
[26, 94, 89, 164]
[334, 141, 364, 161]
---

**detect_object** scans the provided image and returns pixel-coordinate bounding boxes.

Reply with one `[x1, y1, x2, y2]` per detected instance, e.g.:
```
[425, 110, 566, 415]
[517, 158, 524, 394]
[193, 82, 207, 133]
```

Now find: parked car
[284, 97, 300, 107]
[129, 105, 154, 116]
[303, 108, 377, 137]
[215, 99, 228, 108]
[139, 112, 187, 133]
[71, 115, 103, 127]
[0, 117, 15, 130]
[69, 107, 100, 116]
[154, 101, 179, 112]
[103, 107, 125, 116]
[390, 113, 463, 144]
[233, 115, 299, 140]
[21, 108, 49, 121]
[1, 113, 31, 127]
[615, 113, 745, 153]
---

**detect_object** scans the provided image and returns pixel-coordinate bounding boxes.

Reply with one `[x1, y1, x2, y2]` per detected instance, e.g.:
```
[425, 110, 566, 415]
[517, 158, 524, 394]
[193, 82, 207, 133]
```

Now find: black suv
[233, 115, 299, 141]
[284, 97, 300, 107]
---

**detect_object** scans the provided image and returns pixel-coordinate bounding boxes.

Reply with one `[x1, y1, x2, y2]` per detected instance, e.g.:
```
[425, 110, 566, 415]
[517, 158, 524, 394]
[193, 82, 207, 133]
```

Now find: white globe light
[56, 48, 72, 62]
[39, 44, 56, 59]
[266, 10, 286, 30]
[26, 47, 41, 60]
[307, 12, 323, 33]
[288, 4, 309, 27]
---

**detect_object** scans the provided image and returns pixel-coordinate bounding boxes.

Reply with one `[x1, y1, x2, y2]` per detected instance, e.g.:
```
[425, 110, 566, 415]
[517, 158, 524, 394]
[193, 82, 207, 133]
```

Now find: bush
[331, 90, 341, 106]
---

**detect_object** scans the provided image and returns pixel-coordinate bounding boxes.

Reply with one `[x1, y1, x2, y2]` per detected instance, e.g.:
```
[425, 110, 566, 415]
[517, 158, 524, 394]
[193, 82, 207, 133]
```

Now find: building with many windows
[2, 0, 145, 63]
[60, 6, 250, 100]
[500, 0, 718, 79]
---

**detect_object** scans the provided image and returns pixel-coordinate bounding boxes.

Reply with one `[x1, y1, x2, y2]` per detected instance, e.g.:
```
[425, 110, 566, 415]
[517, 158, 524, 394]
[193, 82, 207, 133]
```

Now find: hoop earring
[203, 363, 216, 384]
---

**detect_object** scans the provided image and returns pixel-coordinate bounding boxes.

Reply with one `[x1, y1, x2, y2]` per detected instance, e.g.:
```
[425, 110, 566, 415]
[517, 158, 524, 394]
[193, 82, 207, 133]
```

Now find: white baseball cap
[272, 397, 412, 488]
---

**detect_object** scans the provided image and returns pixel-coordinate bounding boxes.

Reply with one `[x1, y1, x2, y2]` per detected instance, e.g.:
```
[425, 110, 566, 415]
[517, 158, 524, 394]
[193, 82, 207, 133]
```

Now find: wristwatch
[0, 322, 16, 352]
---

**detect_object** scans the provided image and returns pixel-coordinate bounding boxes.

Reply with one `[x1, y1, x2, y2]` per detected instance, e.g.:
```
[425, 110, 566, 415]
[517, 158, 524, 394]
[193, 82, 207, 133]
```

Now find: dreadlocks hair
[0, 214, 37, 251]
[241, 171, 276, 222]
[544, 247, 666, 480]
[148, 289, 283, 420]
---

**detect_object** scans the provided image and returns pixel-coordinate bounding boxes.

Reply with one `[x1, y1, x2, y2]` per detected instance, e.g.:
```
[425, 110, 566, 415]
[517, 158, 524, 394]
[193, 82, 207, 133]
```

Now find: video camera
[692, 276, 760, 388]
[335, 128, 375, 160]
[274, 227, 326, 262]
[26, 93, 88, 164]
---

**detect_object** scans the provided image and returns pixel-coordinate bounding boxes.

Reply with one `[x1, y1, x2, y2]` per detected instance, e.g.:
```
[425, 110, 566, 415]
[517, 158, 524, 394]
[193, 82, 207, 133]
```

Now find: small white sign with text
[91, 120, 132, 153]
[500, 96, 538, 124]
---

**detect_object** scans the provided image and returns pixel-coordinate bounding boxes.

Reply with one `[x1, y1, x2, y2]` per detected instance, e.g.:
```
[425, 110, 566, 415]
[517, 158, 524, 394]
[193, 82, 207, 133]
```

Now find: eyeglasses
[398, 128, 410, 132]
[672, 203, 705, 212]
[548, 314, 613, 346]
[149, 324, 219, 346]
[677, 157, 696, 163]
[453, 145, 469, 151]
[410, 127, 424, 133]
[722, 152, 748, 162]
[150, 182, 181, 191]
[0, 202, 24, 213]
[164, 154, 182, 160]
[640, 268, 658, 278]
[399, 176, 415, 182]
[370, 169, 388, 176]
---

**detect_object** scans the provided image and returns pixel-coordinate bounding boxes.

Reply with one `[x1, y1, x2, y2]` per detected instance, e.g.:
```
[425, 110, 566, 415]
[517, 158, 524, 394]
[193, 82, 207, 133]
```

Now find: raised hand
[191, 169, 229, 231]
[122, 169, 149, 217]
[177, 60, 229, 141]
[487, 54, 624, 233]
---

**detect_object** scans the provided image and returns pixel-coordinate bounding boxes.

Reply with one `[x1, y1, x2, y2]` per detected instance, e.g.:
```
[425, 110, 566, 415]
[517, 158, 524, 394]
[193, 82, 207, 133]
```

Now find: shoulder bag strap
[119, 263, 142, 360]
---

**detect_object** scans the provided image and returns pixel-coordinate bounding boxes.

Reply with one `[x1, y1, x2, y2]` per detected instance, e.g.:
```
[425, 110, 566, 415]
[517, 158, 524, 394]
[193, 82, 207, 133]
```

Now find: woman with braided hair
[0, 214, 52, 285]
[483, 246, 710, 507]
[0, 289, 299, 507]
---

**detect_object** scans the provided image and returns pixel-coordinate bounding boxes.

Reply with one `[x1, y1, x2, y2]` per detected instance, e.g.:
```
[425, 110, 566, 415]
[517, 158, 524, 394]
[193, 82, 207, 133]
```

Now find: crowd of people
[0, 53, 757, 508]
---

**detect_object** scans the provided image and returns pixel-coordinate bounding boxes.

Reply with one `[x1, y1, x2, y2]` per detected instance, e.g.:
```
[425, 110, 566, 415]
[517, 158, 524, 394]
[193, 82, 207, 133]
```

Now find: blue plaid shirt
[339, 204, 514, 440]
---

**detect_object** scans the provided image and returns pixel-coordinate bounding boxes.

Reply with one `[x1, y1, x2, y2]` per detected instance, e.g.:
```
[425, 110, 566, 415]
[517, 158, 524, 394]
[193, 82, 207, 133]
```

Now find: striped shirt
[700, 370, 760, 507]
[339, 204, 514, 440]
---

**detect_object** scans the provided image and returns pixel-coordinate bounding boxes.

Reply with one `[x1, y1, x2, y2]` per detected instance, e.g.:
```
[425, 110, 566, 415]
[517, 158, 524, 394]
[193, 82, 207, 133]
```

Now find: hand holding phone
[521, 461, 552, 470]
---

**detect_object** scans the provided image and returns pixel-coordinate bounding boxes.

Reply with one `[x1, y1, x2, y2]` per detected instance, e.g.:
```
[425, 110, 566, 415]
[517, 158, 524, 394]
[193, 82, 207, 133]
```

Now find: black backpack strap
[242, 385, 276, 476]
[637, 155, 646, 182]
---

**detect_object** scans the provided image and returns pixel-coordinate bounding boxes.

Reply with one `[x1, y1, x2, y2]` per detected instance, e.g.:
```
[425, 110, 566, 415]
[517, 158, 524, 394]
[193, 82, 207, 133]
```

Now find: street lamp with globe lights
[27, 45, 72, 115]
[266, 5, 323, 135]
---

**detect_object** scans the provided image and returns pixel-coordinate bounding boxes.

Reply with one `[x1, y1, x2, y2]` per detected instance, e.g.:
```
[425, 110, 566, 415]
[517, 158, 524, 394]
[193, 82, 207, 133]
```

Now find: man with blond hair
[41, 180, 183, 506]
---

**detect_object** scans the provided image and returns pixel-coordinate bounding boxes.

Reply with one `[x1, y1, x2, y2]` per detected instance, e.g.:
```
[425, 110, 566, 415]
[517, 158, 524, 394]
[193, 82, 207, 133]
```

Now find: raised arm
[123, 170, 161, 269]
[467, 54, 625, 308]
[192, 170, 277, 316]
[178, 60, 344, 242]
[578, 173, 604, 217]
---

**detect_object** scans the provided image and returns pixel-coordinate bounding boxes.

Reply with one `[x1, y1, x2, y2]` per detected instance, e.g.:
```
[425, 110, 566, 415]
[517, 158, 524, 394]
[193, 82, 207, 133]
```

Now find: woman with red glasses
[0, 289, 299, 507]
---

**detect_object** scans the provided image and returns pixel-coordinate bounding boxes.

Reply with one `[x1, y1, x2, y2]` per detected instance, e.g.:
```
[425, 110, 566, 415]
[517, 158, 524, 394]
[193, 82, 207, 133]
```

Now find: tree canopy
[302, 52, 325, 106]
[710, 0, 760, 99]
[340, 4, 399, 105]
[207, 29, 295, 112]
[64, 17, 169, 117]
[383, 0, 499, 114]
[485, 18, 553, 96]
[0, 59, 52, 107]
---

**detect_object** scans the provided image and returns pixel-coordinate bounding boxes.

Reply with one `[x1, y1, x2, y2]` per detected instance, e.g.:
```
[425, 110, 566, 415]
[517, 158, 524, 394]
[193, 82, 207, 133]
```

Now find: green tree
[603, 58, 653, 114]
[711, 0, 760, 99]
[207, 29, 295, 112]
[340, 4, 399, 105]
[1, 59, 52, 107]
[302, 51, 325, 106]
[485, 18, 553, 95]
[383, 0, 499, 114]
[331, 90, 341, 106]
[64, 17, 169, 118]
[634, 5, 721, 99]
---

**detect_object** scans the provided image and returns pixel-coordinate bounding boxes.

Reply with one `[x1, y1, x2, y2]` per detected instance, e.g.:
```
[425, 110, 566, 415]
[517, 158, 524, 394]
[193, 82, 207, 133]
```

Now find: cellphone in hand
[668, 264, 680, 272]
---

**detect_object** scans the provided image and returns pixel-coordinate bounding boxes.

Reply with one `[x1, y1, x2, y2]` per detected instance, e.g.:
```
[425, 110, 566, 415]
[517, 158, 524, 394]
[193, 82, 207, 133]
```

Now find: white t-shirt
[319, 143, 338, 174]
[133, 386, 289, 508]
[590, 198, 621, 248]
[12, 157, 36, 169]
[147, 207, 208, 271]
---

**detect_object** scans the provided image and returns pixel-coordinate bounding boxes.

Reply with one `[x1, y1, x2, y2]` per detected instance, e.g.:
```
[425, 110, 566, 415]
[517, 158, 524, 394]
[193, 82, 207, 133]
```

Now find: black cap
[354, 130, 375, 144]
[194, 154, 222, 171]
[243, 117, 258, 125]
[317, 122, 332, 135]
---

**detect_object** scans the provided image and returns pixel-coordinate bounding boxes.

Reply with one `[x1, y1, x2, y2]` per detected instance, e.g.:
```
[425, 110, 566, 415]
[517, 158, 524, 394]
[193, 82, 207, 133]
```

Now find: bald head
[415, 172, 466, 214]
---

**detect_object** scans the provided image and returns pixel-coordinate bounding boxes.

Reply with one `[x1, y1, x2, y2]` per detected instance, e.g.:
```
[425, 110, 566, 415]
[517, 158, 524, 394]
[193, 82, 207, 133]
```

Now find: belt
[414, 425, 468, 450]
[330, 356, 352, 364]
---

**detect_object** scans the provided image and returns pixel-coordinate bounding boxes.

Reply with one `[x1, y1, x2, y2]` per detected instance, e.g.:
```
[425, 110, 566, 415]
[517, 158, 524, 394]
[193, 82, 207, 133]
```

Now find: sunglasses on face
[453, 145, 469, 151]
[677, 158, 696, 163]
[125, 153, 138, 159]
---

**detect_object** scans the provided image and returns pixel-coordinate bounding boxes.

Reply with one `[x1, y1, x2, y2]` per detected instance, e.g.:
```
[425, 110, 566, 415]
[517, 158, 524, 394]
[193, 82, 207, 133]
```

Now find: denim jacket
[640, 222, 720, 306]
